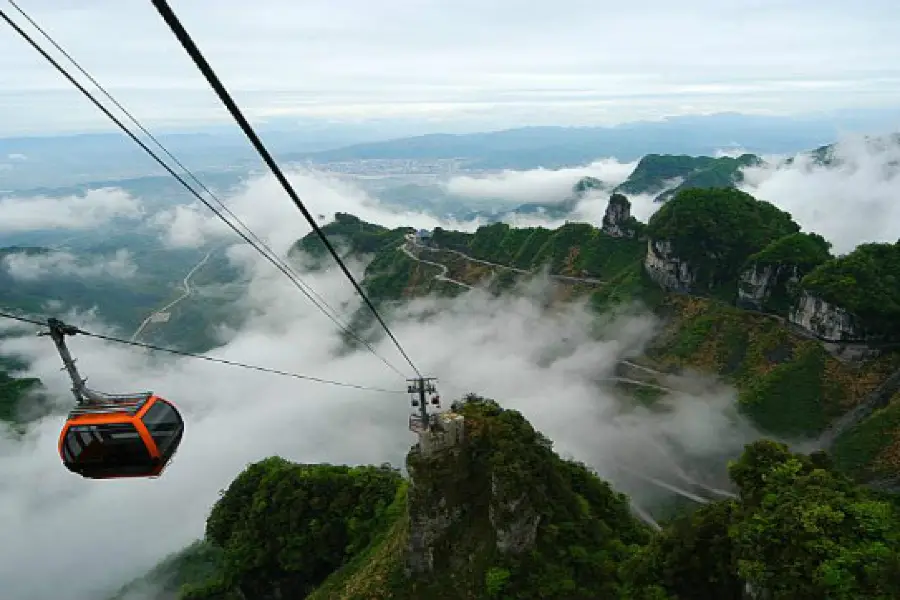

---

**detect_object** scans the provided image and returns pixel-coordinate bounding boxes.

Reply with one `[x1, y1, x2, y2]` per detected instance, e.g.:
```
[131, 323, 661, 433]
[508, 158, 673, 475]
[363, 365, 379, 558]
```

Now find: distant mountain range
[287, 112, 900, 171]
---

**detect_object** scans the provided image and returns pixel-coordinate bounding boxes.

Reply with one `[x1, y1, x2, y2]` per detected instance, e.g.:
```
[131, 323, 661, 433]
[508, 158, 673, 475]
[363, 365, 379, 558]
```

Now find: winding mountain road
[399, 242, 473, 290]
[131, 249, 214, 342]
[407, 235, 607, 286]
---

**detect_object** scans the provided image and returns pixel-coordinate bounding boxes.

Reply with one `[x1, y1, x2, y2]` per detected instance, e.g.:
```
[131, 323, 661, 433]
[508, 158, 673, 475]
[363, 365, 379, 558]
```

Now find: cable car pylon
[407, 376, 440, 433]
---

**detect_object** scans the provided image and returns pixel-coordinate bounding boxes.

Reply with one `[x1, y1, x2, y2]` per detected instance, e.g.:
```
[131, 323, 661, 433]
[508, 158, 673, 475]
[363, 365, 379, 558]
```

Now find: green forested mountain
[125, 400, 900, 600]
[112, 184, 900, 599]
[612, 153, 761, 202]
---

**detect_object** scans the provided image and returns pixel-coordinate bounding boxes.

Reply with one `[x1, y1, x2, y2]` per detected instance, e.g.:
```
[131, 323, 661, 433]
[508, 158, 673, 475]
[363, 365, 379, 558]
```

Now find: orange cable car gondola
[46, 318, 185, 480]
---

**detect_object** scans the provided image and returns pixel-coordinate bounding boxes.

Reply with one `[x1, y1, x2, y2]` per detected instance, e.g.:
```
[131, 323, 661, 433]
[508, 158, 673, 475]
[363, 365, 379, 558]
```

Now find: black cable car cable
[0, 311, 405, 394]
[149, 0, 424, 379]
[5, 0, 371, 366]
[0, 5, 408, 379]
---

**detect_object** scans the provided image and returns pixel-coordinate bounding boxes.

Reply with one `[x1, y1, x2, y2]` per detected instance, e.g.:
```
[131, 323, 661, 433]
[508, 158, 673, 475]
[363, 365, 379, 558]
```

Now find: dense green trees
[183, 458, 403, 599]
[294, 212, 412, 259]
[615, 155, 719, 195]
[114, 403, 900, 600]
[746, 232, 833, 270]
[801, 241, 900, 336]
[624, 440, 900, 600]
[647, 188, 800, 293]
[432, 218, 645, 281]
[614, 154, 760, 199]
[0, 371, 40, 423]
[739, 232, 834, 314]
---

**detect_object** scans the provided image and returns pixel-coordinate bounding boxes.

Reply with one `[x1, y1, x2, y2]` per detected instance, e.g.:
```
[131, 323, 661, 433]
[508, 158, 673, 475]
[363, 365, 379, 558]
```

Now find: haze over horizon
[1, 0, 899, 136]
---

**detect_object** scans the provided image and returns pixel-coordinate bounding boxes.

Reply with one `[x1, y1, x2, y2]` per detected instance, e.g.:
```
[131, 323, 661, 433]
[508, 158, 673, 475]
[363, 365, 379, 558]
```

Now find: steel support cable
[149, 0, 424, 379]
[5, 0, 366, 364]
[0, 311, 404, 394]
[0, 5, 407, 379]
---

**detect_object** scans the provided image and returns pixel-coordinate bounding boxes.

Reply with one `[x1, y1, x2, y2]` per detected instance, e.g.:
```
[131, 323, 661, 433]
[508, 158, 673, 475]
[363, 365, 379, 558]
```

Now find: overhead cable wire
[0, 311, 404, 395]
[5, 0, 351, 336]
[0, 4, 408, 379]
[149, 0, 424, 379]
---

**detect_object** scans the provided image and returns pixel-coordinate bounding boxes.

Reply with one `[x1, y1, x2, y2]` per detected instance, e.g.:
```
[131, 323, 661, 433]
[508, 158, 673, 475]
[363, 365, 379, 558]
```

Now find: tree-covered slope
[172, 459, 404, 599]
[295, 196, 900, 445]
[640, 294, 900, 438]
[646, 187, 800, 296]
[154, 398, 655, 600]
[738, 232, 833, 314]
[613, 153, 761, 201]
[624, 439, 900, 599]
[291, 212, 412, 261]
[431, 220, 646, 280]
[129, 402, 900, 600]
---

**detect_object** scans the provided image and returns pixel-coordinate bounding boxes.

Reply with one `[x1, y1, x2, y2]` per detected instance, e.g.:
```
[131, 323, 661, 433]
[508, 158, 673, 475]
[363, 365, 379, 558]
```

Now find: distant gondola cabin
[58, 393, 184, 479]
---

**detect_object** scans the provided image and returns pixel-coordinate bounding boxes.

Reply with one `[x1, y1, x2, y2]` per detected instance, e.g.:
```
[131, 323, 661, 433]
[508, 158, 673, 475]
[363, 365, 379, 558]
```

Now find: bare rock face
[489, 473, 540, 554]
[404, 411, 541, 577]
[788, 291, 863, 341]
[737, 263, 801, 310]
[405, 415, 470, 576]
[644, 239, 695, 292]
[602, 193, 635, 238]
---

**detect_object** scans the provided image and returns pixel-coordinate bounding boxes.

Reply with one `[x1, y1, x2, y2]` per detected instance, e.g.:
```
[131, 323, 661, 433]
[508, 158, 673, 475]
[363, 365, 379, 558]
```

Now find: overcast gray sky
[1, 0, 899, 135]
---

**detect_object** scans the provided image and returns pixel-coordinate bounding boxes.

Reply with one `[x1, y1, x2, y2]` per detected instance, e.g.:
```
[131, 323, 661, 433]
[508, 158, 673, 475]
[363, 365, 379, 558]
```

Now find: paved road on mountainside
[399, 242, 473, 290]
[407, 236, 607, 285]
[131, 249, 214, 341]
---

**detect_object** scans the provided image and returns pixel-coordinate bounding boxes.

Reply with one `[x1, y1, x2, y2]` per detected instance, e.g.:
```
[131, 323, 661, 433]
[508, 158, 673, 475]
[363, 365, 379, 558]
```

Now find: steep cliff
[737, 232, 833, 314]
[797, 241, 900, 342]
[602, 193, 641, 238]
[308, 396, 651, 600]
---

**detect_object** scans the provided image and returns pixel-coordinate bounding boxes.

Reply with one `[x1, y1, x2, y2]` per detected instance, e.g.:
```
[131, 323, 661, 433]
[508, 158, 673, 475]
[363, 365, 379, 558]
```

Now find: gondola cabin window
[63, 423, 154, 477]
[141, 399, 182, 455]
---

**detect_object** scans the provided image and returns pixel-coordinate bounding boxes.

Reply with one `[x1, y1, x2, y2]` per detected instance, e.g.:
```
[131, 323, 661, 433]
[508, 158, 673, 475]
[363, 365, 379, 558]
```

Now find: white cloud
[7, 153, 27, 161]
[0, 171, 760, 600]
[443, 158, 637, 204]
[738, 133, 900, 254]
[531, 132, 900, 255]
[3, 249, 137, 281]
[148, 167, 479, 252]
[0, 188, 143, 232]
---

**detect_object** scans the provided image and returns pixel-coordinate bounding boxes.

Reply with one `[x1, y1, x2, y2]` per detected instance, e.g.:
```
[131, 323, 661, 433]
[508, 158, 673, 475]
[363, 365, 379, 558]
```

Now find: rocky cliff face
[644, 239, 694, 292]
[737, 263, 801, 311]
[788, 291, 863, 341]
[405, 411, 540, 576]
[601, 194, 635, 238]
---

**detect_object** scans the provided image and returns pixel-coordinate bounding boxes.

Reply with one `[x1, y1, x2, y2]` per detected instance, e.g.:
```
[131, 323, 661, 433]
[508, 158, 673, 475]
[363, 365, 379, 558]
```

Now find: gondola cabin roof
[65, 391, 153, 419]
